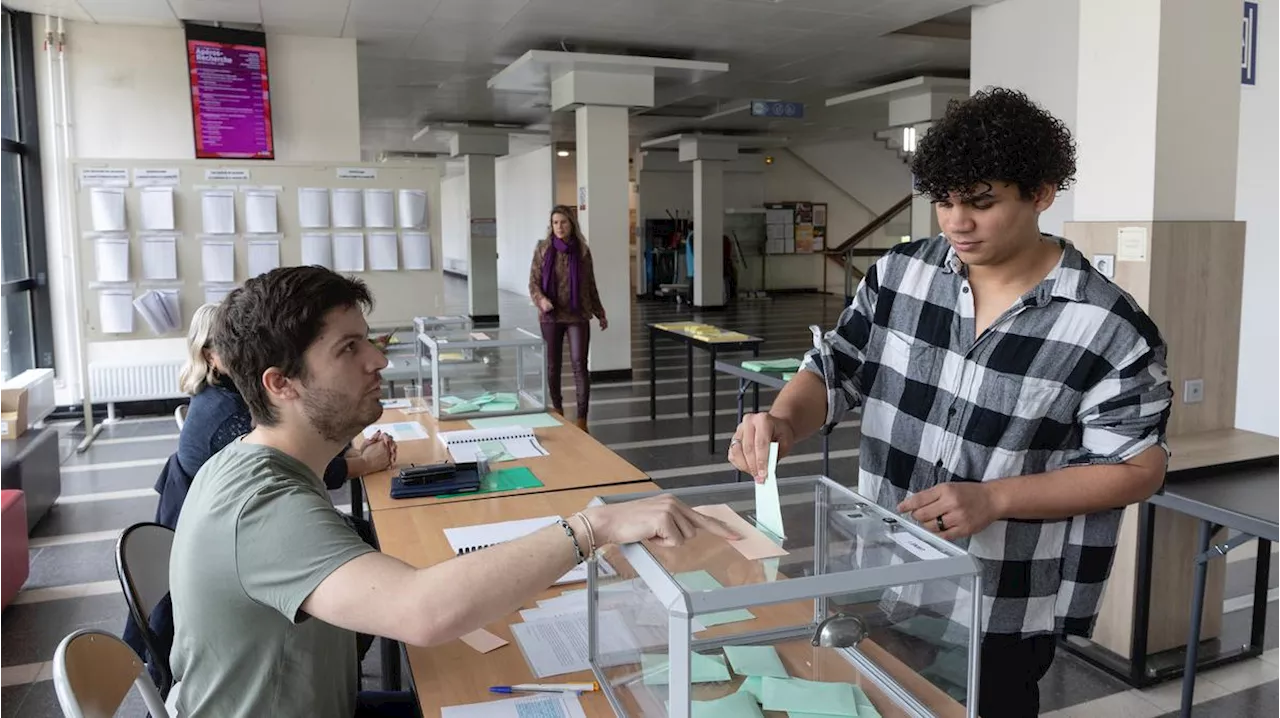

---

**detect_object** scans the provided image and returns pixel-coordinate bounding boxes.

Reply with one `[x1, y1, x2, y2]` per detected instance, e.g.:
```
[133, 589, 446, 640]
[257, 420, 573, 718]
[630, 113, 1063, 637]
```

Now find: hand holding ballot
[729, 412, 797, 482]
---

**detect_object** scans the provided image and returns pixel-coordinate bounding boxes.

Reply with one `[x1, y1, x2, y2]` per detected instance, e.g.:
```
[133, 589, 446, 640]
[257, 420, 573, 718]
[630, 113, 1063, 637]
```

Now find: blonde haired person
[178, 303, 222, 395]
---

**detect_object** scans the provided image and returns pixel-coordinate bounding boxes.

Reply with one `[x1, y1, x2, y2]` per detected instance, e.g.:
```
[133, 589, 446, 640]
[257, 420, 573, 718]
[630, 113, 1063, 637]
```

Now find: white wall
[495, 146, 554, 295]
[33, 21, 362, 403]
[788, 139, 914, 218]
[440, 174, 469, 274]
[1234, 0, 1279, 436]
[970, 0, 1079, 235]
[554, 153, 576, 207]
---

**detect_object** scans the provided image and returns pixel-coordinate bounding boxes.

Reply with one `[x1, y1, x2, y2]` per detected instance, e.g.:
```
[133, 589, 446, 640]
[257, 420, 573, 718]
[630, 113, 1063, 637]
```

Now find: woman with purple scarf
[528, 205, 608, 431]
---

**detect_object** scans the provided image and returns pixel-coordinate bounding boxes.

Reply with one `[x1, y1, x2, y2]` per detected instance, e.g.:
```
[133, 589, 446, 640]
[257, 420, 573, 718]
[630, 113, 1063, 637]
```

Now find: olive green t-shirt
[169, 440, 375, 718]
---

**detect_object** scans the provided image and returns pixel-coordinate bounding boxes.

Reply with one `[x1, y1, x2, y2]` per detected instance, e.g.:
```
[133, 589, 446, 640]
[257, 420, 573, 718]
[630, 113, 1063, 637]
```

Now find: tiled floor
[2, 277, 1276, 716]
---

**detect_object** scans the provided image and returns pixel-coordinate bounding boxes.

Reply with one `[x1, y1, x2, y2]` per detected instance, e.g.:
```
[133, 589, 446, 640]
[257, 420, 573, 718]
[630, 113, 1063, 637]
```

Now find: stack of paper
[139, 187, 174, 231]
[90, 188, 126, 232]
[133, 289, 180, 334]
[509, 609, 640, 678]
[437, 426, 547, 463]
[741, 358, 802, 373]
[94, 236, 130, 282]
[441, 694, 585, 718]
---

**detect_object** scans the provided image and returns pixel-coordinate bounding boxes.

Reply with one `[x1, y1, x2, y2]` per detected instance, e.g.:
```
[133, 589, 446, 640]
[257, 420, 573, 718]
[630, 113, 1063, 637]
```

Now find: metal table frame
[647, 324, 763, 449]
[714, 359, 831, 477]
[1059, 458, 1277, 698]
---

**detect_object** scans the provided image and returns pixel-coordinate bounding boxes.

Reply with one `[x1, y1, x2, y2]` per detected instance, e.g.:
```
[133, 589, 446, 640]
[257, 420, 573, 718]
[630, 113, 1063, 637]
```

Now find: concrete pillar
[678, 136, 738, 307]
[908, 122, 940, 240]
[450, 131, 509, 322]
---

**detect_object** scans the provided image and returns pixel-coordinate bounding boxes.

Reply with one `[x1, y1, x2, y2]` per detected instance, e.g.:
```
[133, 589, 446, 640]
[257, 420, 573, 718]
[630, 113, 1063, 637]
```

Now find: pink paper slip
[694, 504, 789, 560]
[459, 629, 508, 653]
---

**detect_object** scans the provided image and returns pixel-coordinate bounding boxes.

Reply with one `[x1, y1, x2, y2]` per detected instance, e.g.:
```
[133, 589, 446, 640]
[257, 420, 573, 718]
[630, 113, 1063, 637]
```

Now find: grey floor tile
[1151, 679, 1278, 717]
[2, 595, 130, 665]
[30, 497, 158, 539]
[60, 437, 177, 468]
[1224, 552, 1279, 601]
[1, 684, 35, 718]
[1041, 647, 1141, 713]
[25, 540, 120, 590]
[1220, 599, 1279, 651]
[61, 466, 166, 497]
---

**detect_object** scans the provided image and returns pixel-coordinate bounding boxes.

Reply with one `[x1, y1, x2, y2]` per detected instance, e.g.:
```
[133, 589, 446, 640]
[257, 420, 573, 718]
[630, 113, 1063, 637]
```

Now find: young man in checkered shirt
[729, 88, 1172, 717]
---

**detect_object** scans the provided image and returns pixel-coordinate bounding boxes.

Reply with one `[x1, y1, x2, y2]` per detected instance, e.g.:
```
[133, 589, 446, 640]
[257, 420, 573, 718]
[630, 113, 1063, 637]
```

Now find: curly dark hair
[909, 87, 1076, 202]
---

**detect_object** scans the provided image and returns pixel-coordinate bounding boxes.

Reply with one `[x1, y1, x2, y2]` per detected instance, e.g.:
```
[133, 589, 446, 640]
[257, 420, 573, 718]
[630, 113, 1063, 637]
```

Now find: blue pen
[489, 682, 599, 695]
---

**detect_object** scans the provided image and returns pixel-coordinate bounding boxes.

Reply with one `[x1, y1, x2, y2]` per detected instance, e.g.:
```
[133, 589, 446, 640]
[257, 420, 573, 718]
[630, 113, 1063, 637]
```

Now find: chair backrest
[174, 404, 188, 431]
[116, 523, 174, 624]
[53, 628, 169, 718]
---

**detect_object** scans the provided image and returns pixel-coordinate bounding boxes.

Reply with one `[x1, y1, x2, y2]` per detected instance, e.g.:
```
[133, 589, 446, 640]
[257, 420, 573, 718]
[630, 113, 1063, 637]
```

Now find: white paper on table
[441, 695, 586, 718]
[509, 610, 640, 678]
[139, 187, 175, 231]
[333, 231, 365, 272]
[94, 236, 131, 283]
[363, 189, 395, 228]
[298, 187, 330, 228]
[203, 284, 235, 304]
[133, 289, 180, 334]
[367, 231, 399, 271]
[140, 235, 178, 280]
[301, 232, 333, 269]
[98, 289, 134, 334]
[246, 238, 281, 278]
[200, 190, 236, 234]
[397, 189, 428, 228]
[89, 188, 126, 232]
[401, 231, 431, 270]
[331, 188, 363, 228]
[244, 190, 278, 234]
[201, 240, 236, 283]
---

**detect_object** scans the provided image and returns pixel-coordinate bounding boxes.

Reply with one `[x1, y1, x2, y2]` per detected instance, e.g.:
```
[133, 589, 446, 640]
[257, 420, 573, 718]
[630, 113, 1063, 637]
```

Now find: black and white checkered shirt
[804, 234, 1172, 639]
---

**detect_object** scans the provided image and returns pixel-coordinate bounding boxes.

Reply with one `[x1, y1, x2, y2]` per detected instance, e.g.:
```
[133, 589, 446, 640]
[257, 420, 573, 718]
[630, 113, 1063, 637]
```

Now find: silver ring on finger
[729, 437, 742, 450]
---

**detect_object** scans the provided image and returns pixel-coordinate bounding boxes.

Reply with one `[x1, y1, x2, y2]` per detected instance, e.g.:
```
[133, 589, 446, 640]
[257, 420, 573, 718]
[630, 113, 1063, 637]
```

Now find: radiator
[88, 362, 186, 402]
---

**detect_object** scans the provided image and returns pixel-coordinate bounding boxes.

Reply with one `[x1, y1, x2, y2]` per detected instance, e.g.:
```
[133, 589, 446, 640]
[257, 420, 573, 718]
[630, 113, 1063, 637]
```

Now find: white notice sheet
[367, 231, 399, 271]
[140, 235, 178, 280]
[509, 610, 640, 678]
[244, 190, 278, 234]
[98, 289, 134, 334]
[333, 232, 365, 272]
[363, 189, 395, 228]
[301, 232, 333, 269]
[94, 236, 130, 283]
[201, 190, 236, 234]
[331, 188, 363, 228]
[441, 695, 586, 718]
[398, 189, 428, 228]
[139, 187, 175, 231]
[401, 231, 431, 270]
[246, 239, 280, 278]
[201, 240, 236, 283]
[298, 187, 330, 228]
[90, 188, 126, 232]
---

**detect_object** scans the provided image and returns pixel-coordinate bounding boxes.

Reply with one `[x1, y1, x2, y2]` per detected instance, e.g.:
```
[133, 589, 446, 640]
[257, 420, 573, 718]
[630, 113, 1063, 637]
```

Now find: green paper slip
[467, 412, 563, 430]
[723, 645, 789, 678]
[439, 396, 465, 405]
[475, 440, 515, 462]
[761, 677, 858, 716]
[469, 393, 496, 405]
[692, 691, 765, 718]
[478, 401, 520, 413]
[755, 442, 786, 538]
[738, 675, 764, 702]
[674, 570, 724, 592]
[741, 358, 803, 373]
[851, 685, 880, 718]
[434, 467, 543, 499]
[442, 401, 480, 415]
[698, 609, 757, 627]
[640, 652, 732, 684]
[493, 392, 519, 403]
[782, 372, 797, 381]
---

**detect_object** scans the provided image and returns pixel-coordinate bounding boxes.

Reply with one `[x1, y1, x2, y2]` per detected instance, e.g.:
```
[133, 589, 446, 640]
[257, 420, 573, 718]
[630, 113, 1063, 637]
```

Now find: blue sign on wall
[750, 101, 805, 119]
[1243, 1, 1259, 86]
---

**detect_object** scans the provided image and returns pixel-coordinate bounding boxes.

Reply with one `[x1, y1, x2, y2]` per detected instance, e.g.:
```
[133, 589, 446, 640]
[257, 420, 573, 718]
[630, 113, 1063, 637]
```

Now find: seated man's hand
[582, 495, 739, 548]
[728, 413, 796, 482]
[360, 434, 397, 472]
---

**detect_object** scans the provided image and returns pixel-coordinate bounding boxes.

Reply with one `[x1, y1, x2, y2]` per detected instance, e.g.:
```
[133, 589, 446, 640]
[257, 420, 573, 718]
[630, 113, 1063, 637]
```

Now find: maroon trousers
[540, 321, 590, 419]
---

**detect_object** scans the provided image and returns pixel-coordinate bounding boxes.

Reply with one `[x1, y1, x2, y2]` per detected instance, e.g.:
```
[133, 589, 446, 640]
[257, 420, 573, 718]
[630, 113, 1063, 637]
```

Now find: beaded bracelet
[572, 511, 597, 557]
[558, 518, 587, 564]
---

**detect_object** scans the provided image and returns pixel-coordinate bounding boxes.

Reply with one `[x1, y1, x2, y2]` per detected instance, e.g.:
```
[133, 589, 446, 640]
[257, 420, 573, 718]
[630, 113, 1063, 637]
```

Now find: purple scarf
[541, 236, 581, 312]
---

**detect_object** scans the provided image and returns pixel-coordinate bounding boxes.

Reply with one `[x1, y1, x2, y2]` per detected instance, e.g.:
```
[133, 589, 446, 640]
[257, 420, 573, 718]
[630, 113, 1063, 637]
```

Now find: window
[1, 9, 52, 380]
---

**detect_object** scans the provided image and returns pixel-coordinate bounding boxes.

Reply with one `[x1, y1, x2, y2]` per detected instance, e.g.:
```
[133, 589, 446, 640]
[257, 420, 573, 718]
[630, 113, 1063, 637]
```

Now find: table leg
[350, 477, 365, 521]
[1130, 503, 1157, 685]
[649, 328, 657, 421]
[733, 378, 748, 482]
[822, 431, 830, 478]
[751, 344, 761, 413]
[708, 346, 718, 453]
[686, 342, 695, 418]
[1179, 519, 1215, 717]
[380, 637, 401, 690]
[1252, 539, 1272, 651]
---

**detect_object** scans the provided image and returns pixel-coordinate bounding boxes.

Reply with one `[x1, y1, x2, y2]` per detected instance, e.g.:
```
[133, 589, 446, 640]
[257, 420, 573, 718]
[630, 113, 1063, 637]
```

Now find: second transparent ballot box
[414, 327, 547, 420]
[586, 477, 983, 718]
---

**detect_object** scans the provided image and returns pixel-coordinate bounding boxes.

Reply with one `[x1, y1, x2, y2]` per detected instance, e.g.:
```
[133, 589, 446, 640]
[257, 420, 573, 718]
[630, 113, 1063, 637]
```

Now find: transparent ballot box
[415, 327, 547, 420]
[586, 477, 982, 718]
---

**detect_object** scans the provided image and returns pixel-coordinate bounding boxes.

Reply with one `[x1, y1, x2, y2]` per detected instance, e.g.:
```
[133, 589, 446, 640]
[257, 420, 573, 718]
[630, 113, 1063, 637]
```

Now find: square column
[462, 154, 499, 322]
[692, 160, 725, 307]
[575, 104, 632, 375]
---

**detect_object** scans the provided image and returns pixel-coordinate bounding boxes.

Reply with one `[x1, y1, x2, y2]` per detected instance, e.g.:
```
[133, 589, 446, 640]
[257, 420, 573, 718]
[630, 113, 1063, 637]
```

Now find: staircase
[873, 128, 915, 163]
[823, 194, 913, 301]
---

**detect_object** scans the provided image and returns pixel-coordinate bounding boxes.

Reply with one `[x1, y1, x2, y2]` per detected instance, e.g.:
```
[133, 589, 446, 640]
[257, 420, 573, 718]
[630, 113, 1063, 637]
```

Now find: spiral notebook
[443, 515, 615, 585]
[437, 426, 549, 464]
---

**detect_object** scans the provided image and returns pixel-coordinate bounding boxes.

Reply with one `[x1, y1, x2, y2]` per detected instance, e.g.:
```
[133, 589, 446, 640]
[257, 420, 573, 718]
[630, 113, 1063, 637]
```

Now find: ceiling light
[557, 150, 570, 157]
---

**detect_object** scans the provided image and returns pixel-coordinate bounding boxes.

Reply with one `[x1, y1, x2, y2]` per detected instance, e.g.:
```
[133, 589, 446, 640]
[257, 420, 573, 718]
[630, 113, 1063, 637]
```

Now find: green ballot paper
[691, 691, 765, 718]
[640, 652, 732, 684]
[761, 677, 858, 716]
[754, 442, 786, 538]
[723, 645, 789, 678]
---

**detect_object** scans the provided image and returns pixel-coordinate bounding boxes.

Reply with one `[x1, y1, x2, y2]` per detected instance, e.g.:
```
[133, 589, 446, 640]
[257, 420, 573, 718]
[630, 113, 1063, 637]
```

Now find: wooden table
[372, 484, 968, 718]
[646, 323, 764, 431]
[359, 408, 650, 513]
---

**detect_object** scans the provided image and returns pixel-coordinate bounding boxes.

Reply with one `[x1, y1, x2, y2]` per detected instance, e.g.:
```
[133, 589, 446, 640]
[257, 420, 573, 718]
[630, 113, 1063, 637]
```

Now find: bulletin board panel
[72, 159, 445, 343]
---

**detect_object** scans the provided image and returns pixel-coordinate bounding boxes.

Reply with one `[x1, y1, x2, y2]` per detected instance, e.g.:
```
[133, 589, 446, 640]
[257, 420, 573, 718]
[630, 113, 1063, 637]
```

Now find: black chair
[116, 522, 176, 698]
